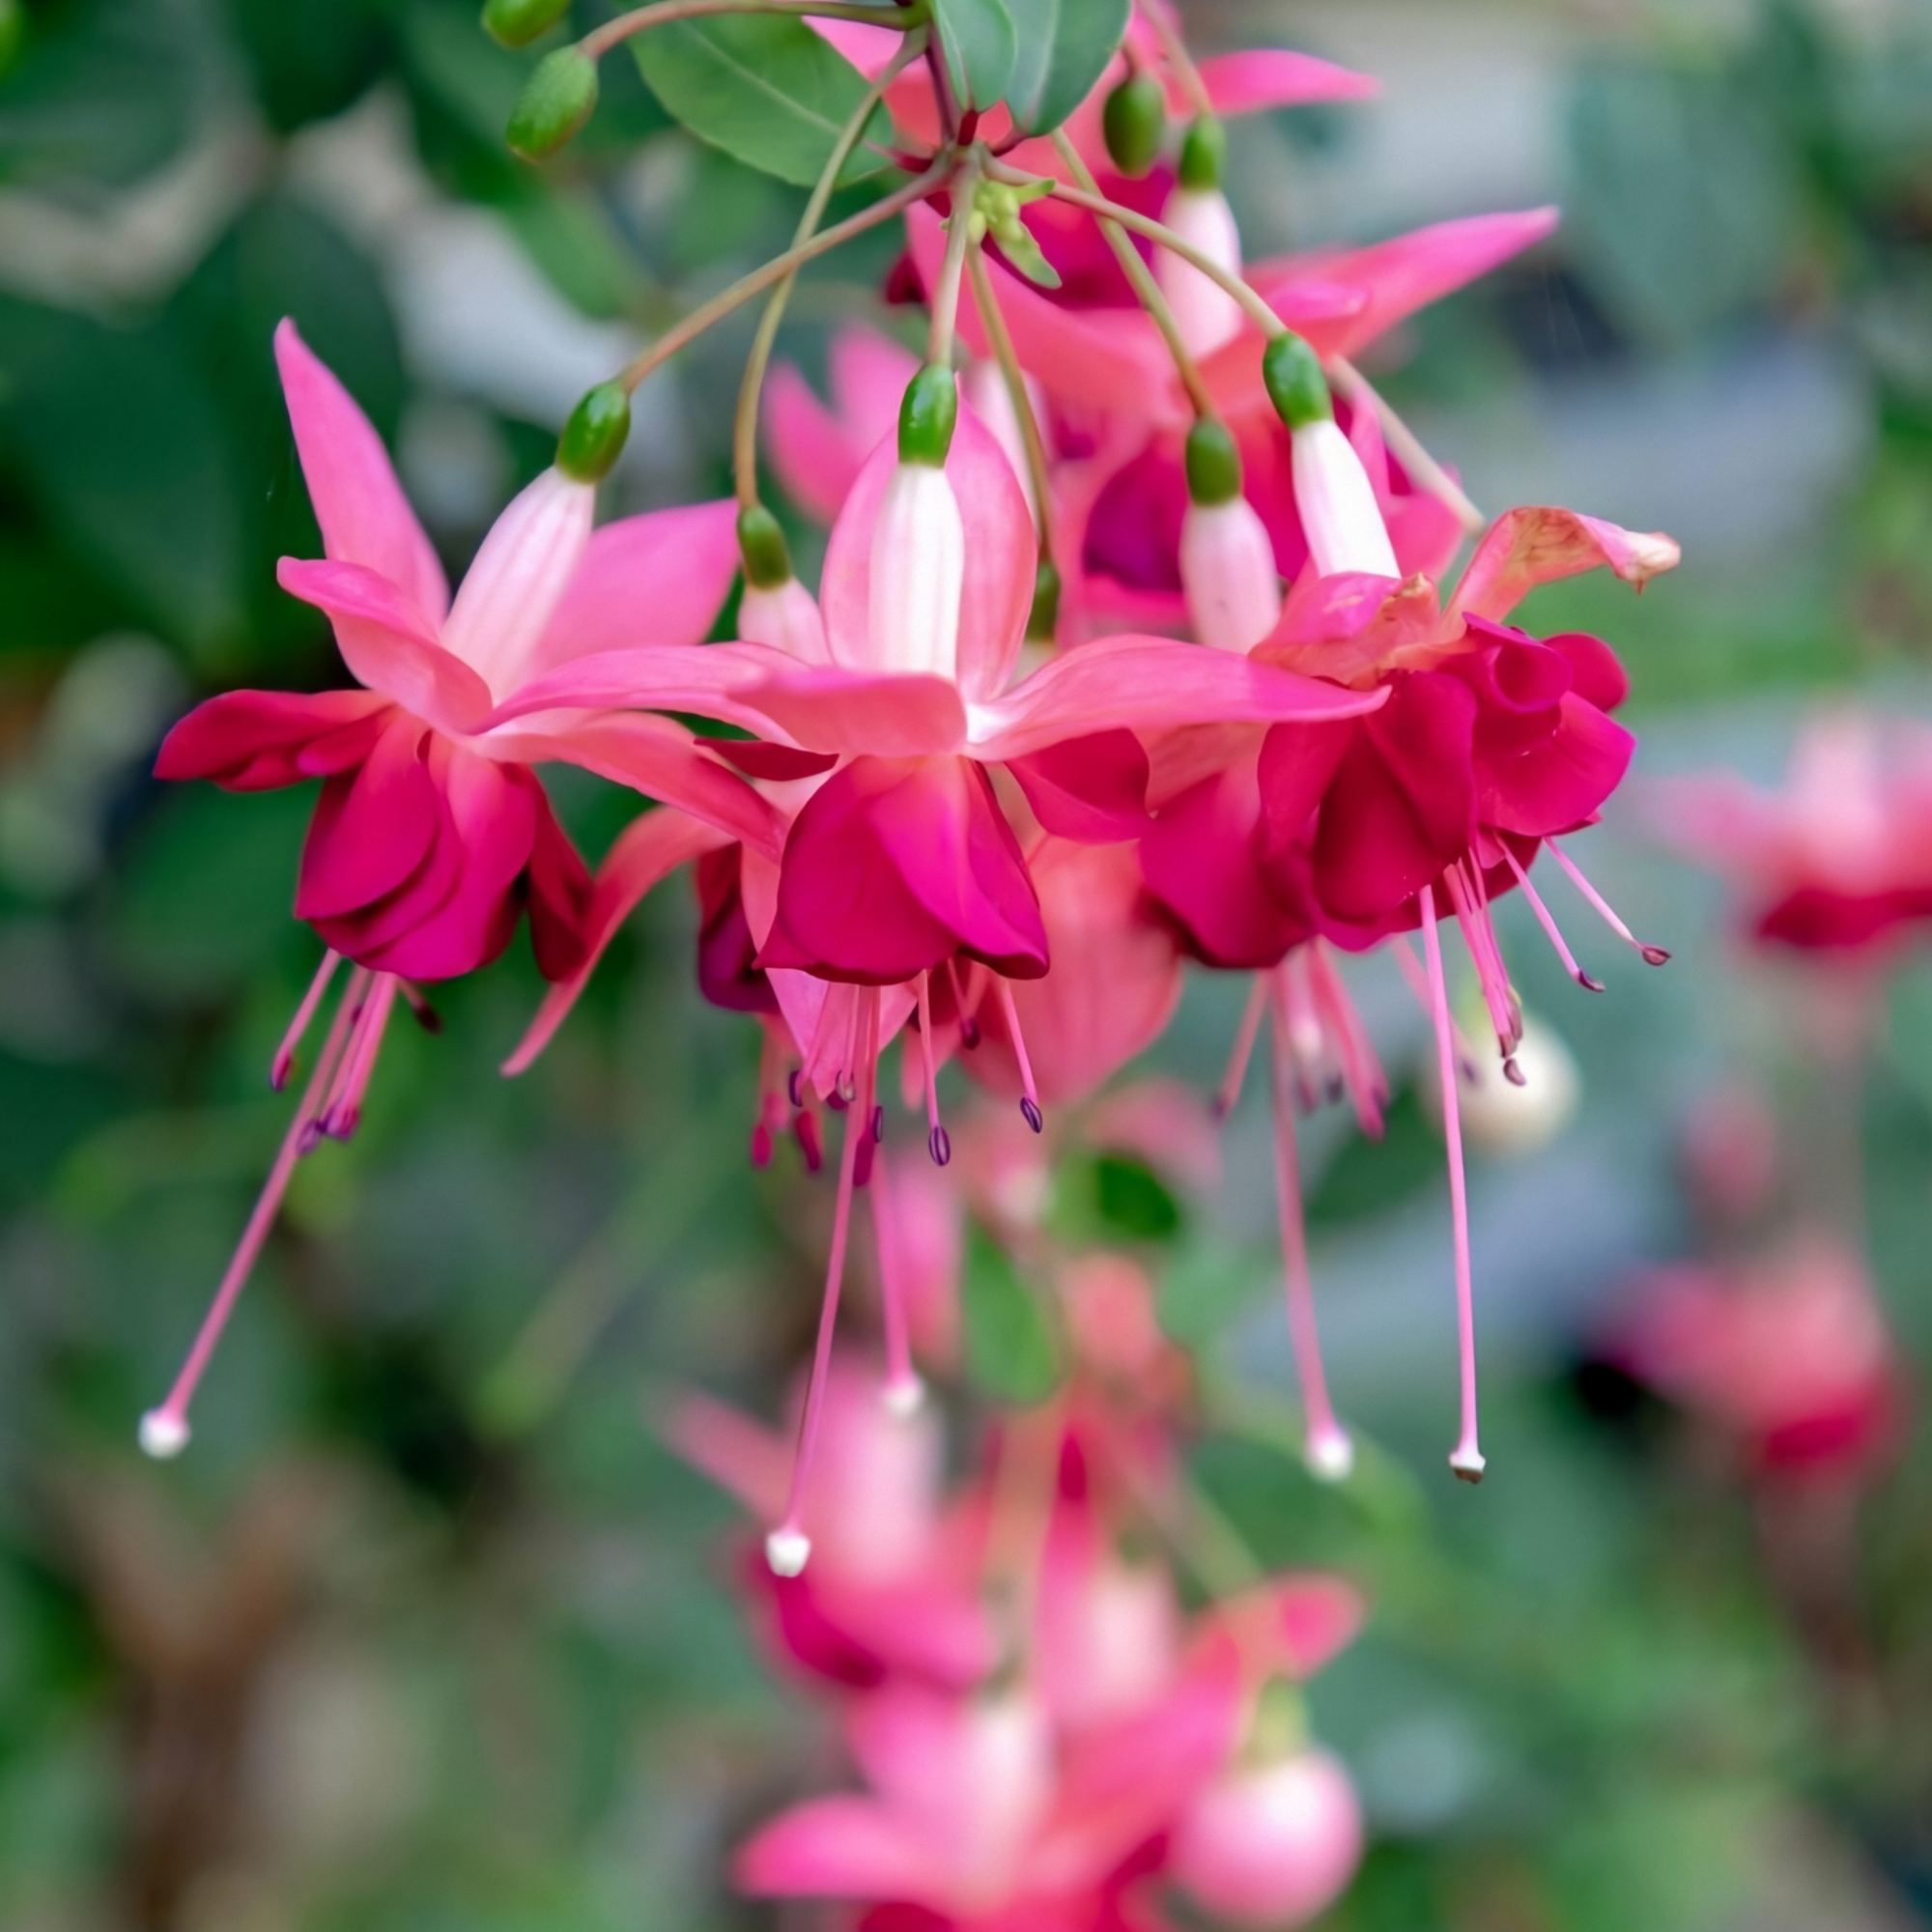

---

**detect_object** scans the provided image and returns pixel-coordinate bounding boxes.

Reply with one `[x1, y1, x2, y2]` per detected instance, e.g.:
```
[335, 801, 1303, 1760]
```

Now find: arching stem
[965, 240, 1055, 557]
[927, 147, 981, 368]
[582, 0, 925, 61]
[1132, 0, 1212, 116]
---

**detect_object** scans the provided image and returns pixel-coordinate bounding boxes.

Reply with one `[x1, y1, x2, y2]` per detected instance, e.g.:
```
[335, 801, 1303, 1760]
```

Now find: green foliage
[1002, 0, 1126, 134]
[962, 1220, 1060, 1403]
[928, 0, 1016, 116]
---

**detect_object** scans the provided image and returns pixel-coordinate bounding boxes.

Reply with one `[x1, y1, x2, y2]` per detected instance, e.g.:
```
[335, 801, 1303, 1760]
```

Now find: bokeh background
[5, 1, 1932, 1928]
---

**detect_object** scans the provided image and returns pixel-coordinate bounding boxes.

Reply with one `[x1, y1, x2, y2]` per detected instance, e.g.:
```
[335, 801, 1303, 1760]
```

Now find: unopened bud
[1026, 557, 1062, 641]
[1180, 494, 1281, 653]
[897, 363, 959, 467]
[555, 380, 630, 481]
[482, 0, 573, 48]
[1291, 418, 1398, 579]
[1103, 72, 1167, 177]
[1261, 333, 1331, 429]
[507, 46, 599, 159]
[1178, 114, 1226, 191]
[1155, 177, 1244, 357]
[1183, 417, 1242, 507]
[737, 502, 793, 589]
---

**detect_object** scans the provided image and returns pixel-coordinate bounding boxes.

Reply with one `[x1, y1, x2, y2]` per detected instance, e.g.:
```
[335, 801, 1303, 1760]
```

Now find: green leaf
[961, 1222, 1059, 1405]
[929, 0, 1014, 113]
[631, 14, 894, 189]
[1002, 0, 1126, 133]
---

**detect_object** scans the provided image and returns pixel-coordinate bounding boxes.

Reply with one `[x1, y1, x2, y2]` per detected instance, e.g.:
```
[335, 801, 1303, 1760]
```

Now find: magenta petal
[276, 556, 493, 735]
[1006, 729, 1151, 841]
[275, 319, 450, 625]
[1478, 695, 1634, 838]
[487, 640, 799, 734]
[524, 780, 593, 982]
[296, 716, 438, 921]
[733, 1799, 928, 1900]
[1450, 506, 1682, 623]
[744, 668, 970, 757]
[1198, 47, 1378, 112]
[155, 689, 389, 790]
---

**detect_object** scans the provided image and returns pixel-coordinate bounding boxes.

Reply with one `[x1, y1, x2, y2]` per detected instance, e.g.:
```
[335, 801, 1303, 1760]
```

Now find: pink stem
[271, 950, 341, 1091]
[322, 973, 399, 1140]
[1421, 890, 1485, 1482]
[1389, 936, 1481, 1085]
[1307, 940, 1387, 1134]
[1267, 972, 1351, 1479]
[1546, 836, 1670, 965]
[769, 986, 880, 1574]
[916, 970, 949, 1165]
[1442, 861, 1520, 1059]
[995, 979, 1043, 1132]
[141, 974, 364, 1457]
[1214, 974, 1269, 1119]
[1502, 846, 1603, 991]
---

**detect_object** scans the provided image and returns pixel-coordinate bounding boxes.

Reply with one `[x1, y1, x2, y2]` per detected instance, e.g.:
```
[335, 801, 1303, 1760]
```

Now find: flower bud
[741, 577, 831, 665]
[737, 502, 793, 590]
[868, 455, 964, 679]
[897, 363, 959, 466]
[1178, 114, 1226, 191]
[1456, 1009, 1580, 1154]
[1171, 1750, 1364, 1928]
[1183, 418, 1241, 507]
[1291, 418, 1398, 579]
[555, 380, 630, 481]
[1102, 72, 1167, 177]
[1026, 557, 1062, 642]
[1155, 175, 1245, 358]
[1181, 496, 1282, 653]
[482, 0, 573, 48]
[507, 46, 599, 159]
[1262, 334, 1331, 430]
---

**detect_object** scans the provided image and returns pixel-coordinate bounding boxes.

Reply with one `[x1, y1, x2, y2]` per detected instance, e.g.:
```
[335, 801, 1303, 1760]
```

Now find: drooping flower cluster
[143, 0, 1680, 1545]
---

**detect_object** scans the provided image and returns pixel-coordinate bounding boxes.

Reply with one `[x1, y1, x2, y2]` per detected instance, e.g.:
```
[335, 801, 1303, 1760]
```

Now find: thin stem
[1133, 0, 1212, 117]
[583, 0, 924, 61]
[1048, 129, 1216, 421]
[1327, 355, 1484, 537]
[733, 31, 927, 510]
[616, 158, 950, 396]
[926, 148, 980, 367]
[965, 240, 1054, 556]
[1213, 973, 1269, 1119]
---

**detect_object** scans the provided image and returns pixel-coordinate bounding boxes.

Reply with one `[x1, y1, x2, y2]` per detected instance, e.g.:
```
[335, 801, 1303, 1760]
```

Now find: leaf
[929, 0, 1015, 114]
[631, 14, 894, 189]
[1002, 0, 1126, 134]
[962, 1222, 1060, 1405]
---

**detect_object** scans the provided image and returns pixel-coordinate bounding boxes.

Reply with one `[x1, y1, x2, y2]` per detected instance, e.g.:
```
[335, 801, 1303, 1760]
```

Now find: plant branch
[1049, 128, 1216, 421]
[966, 240, 1054, 556]
[615, 158, 949, 396]
[583, 0, 923, 61]
[732, 31, 928, 509]
[1132, 0, 1211, 117]
[926, 147, 980, 367]
[1327, 355, 1485, 536]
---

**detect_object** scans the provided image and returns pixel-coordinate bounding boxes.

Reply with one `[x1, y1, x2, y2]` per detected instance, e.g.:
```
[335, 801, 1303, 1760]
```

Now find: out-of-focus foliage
[2, 1, 1932, 1930]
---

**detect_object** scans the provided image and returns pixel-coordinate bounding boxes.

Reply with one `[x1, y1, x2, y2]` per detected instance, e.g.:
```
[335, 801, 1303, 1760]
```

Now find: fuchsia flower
[138, 323, 769, 1457]
[1650, 710, 1932, 954]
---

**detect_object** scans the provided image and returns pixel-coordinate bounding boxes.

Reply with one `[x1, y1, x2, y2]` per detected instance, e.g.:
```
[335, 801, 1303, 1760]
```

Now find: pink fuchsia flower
[1648, 710, 1932, 955]
[138, 324, 768, 1461]
[1612, 1232, 1907, 1479]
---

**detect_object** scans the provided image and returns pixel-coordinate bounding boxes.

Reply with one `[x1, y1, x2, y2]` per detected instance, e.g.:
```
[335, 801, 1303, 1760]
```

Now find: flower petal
[296, 715, 439, 922]
[486, 641, 803, 736]
[1450, 506, 1682, 623]
[275, 318, 450, 625]
[733, 1799, 932, 1901]
[155, 689, 390, 790]
[765, 323, 919, 524]
[1198, 47, 1378, 113]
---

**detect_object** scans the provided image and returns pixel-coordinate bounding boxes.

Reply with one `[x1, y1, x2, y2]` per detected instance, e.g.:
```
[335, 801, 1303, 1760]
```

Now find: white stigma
[867, 461, 964, 681]
[1305, 1428, 1355, 1483]
[882, 1374, 926, 1419]
[1292, 418, 1399, 579]
[765, 1526, 812, 1577]
[1449, 1446, 1488, 1484]
[1180, 496, 1283, 652]
[138, 1409, 190, 1460]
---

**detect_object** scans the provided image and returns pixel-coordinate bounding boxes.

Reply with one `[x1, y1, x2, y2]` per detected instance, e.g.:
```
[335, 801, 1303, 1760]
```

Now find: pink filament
[772, 986, 880, 1563]
[1306, 940, 1387, 1136]
[1266, 972, 1350, 1470]
[868, 1148, 921, 1409]
[271, 950, 341, 1091]
[1390, 933, 1481, 1084]
[146, 972, 366, 1447]
[1420, 891, 1484, 1480]
[1214, 974, 1269, 1119]
[916, 969, 947, 1164]
[321, 973, 399, 1139]
[1545, 836, 1669, 962]
[1502, 847, 1602, 990]
[994, 978, 1042, 1129]
[1443, 863, 1520, 1057]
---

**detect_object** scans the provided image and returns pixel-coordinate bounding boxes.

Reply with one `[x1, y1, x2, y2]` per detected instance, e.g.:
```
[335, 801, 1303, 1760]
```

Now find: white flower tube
[868, 461, 964, 680]
[1155, 185, 1246, 360]
[1181, 496, 1282, 652]
[740, 576, 830, 664]
[1292, 418, 1399, 579]
[961, 357, 1040, 528]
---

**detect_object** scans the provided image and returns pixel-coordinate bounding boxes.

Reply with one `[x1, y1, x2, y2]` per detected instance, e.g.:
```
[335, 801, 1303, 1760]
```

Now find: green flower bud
[507, 46, 599, 160]
[1026, 558, 1062, 642]
[1102, 73, 1167, 179]
[1260, 333, 1332, 430]
[482, 0, 574, 48]
[897, 364, 958, 467]
[1178, 114, 1226, 192]
[737, 504, 793, 590]
[0, 0, 23, 78]
[556, 381, 631, 481]
[1183, 417, 1241, 507]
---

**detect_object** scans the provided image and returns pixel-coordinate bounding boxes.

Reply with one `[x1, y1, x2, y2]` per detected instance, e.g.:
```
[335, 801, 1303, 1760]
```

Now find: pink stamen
[994, 979, 1043, 1133]
[945, 957, 980, 1048]
[1306, 941, 1387, 1137]
[396, 980, 442, 1034]
[1501, 847, 1604, 991]
[1213, 975, 1269, 1120]
[321, 973, 399, 1141]
[768, 986, 881, 1576]
[1280, 951, 1330, 1112]
[1443, 862, 1520, 1062]
[868, 1148, 923, 1416]
[140, 972, 364, 1458]
[1267, 972, 1352, 1481]
[1546, 836, 1670, 965]
[271, 950, 341, 1091]
[916, 970, 950, 1166]
[1390, 934, 1483, 1085]
[1420, 889, 1486, 1484]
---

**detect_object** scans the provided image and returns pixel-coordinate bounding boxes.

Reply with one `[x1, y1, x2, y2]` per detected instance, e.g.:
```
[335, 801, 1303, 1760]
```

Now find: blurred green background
[5, 1, 1932, 1928]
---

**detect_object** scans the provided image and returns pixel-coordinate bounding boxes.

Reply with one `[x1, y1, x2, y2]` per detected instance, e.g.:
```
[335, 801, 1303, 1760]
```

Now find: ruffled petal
[296, 714, 439, 921]
[154, 689, 390, 790]
[1449, 506, 1682, 623]
[1006, 729, 1151, 841]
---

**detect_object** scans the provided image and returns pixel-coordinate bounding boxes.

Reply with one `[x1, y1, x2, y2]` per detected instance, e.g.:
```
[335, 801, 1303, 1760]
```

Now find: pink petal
[523, 499, 741, 680]
[739, 668, 970, 757]
[296, 714, 439, 921]
[155, 689, 389, 790]
[1198, 48, 1378, 113]
[967, 637, 1387, 764]
[818, 386, 1035, 703]
[524, 785, 594, 982]
[276, 556, 494, 736]
[733, 1799, 931, 1900]
[275, 319, 449, 626]
[660, 1385, 791, 1518]
[504, 806, 731, 1074]
[1450, 506, 1682, 622]
[765, 324, 919, 525]
[486, 640, 804, 736]
[1005, 728, 1151, 841]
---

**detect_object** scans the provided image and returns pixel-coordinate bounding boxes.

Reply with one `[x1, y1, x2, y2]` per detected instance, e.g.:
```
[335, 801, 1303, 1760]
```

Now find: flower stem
[1133, 0, 1211, 117]
[583, 0, 923, 61]
[732, 31, 928, 511]
[965, 240, 1054, 559]
[926, 147, 980, 367]
[616, 158, 950, 396]
[1048, 128, 1217, 422]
